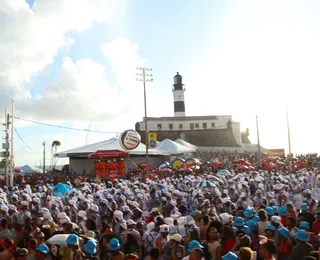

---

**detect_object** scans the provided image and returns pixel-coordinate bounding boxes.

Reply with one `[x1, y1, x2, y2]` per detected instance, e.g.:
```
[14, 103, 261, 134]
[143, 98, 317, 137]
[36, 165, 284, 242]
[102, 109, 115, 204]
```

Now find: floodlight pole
[136, 67, 153, 175]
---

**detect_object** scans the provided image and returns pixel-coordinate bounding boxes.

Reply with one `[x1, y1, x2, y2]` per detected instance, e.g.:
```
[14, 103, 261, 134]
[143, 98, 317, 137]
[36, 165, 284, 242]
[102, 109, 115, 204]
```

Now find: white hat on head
[169, 233, 182, 242]
[33, 197, 40, 204]
[271, 216, 282, 225]
[127, 219, 136, 226]
[146, 222, 155, 231]
[68, 200, 76, 205]
[177, 217, 187, 226]
[21, 201, 28, 206]
[78, 210, 87, 220]
[170, 200, 177, 207]
[57, 212, 67, 219]
[150, 208, 159, 214]
[114, 210, 123, 220]
[43, 213, 51, 220]
[90, 204, 99, 212]
[9, 205, 17, 212]
[119, 222, 127, 230]
[164, 217, 174, 226]
[171, 214, 180, 220]
[219, 213, 233, 225]
[59, 216, 70, 224]
[159, 224, 169, 233]
[0, 205, 8, 213]
[221, 197, 231, 204]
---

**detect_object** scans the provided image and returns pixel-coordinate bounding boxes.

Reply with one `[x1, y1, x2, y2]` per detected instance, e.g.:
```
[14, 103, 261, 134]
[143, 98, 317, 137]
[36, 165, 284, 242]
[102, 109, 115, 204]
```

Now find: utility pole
[286, 105, 292, 156]
[10, 99, 14, 187]
[136, 67, 153, 175]
[256, 115, 262, 168]
[43, 141, 46, 174]
[2, 110, 10, 186]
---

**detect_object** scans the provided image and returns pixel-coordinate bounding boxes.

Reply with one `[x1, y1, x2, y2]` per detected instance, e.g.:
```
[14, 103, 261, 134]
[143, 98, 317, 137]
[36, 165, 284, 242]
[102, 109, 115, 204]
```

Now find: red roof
[89, 150, 128, 158]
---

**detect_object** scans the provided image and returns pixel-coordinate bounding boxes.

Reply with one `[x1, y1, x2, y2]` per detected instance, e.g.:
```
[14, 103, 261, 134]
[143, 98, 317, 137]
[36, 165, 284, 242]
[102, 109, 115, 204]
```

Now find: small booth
[89, 150, 128, 179]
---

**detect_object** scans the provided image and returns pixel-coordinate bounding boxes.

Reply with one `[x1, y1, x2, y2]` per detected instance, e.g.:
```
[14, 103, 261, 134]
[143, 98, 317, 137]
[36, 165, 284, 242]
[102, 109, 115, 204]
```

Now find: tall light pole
[43, 141, 46, 174]
[136, 67, 153, 175]
[10, 99, 14, 187]
[286, 105, 292, 156]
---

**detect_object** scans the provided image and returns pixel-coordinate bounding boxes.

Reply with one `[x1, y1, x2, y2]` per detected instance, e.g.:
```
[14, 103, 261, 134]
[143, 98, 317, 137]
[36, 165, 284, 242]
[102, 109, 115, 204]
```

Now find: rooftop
[139, 115, 232, 122]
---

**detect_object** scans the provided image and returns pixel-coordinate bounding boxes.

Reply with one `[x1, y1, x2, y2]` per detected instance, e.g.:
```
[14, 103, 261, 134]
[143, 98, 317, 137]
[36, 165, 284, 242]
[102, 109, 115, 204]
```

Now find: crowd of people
[0, 152, 320, 259]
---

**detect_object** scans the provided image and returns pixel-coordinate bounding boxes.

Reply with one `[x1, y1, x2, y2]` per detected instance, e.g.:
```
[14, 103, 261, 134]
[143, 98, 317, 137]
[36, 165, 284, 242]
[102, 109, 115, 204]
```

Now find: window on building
[169, 124, 173, 130]
[190, 123, 194, 130]
[176, 77, 182, 84]
[157, 124, 162, 130]
[211, 122, 215, 128]
[195, 123, 199, 128]
[203, 123, 207, 129]
[179, 124, 183, 129]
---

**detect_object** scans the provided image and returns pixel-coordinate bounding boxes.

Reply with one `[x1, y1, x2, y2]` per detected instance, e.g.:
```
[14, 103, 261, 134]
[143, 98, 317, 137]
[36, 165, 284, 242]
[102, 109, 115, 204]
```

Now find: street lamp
[136, 67, 153, 175]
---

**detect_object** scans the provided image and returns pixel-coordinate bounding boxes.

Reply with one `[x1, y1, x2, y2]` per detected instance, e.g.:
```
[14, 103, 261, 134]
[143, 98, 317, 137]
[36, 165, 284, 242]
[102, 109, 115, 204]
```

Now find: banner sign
[268, 149, 285, 157]
[148, 132, 157, 149]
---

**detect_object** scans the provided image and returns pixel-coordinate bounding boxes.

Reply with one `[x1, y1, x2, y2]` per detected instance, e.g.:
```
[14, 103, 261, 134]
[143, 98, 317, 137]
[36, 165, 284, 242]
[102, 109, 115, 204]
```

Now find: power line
[14, 127, 34, 151]
[12, 116, 121, 134]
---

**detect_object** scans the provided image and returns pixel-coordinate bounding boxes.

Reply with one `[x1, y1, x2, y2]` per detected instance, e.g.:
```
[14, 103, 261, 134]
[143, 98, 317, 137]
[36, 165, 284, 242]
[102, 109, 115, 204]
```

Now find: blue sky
[3, 0, 320, 166]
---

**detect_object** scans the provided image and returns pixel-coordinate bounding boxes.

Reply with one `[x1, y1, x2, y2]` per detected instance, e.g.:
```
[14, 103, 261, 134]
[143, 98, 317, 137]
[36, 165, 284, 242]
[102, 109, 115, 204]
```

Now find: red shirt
[222, 239, 235, 255]
[313, 220, 320, 235]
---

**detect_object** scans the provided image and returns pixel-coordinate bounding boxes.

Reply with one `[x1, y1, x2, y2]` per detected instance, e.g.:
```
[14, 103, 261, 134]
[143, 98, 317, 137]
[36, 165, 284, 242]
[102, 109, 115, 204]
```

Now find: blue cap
[279, 206, 288, 217]
[300, 221, 310, 230]
[272, 206, 278, 215]
[36, 244, 49, 255]
[108, 238, 121, 251]
[242, 226, 252, 236]
[233, 217, 245, 227]
[246, 220, 257, 231]
[279, 227, 289, 239]
[84, 240, 97, 255]
[301, 203, 308, 211]
[188, 240, 204, 253]
[252, 216, 260, 223]
[294, 229, 308, 242]
[244, 208, 254, 218]
[222, 252, 239, 260]
[265, 224, 276, 232]
[66, 234, 79, 245]
[266, 207, 274, 216]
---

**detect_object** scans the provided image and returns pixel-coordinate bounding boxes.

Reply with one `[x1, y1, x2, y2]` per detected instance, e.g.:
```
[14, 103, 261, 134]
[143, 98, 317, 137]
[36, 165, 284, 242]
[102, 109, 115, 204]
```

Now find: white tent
[156, 139, 196, 154]
[56, 137, 164, 158]
[175, 139, 197, 149]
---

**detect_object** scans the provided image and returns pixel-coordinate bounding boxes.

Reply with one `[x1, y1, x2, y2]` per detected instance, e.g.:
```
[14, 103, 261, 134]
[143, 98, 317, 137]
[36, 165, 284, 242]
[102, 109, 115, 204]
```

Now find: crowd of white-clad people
[1, 154, 320, 260]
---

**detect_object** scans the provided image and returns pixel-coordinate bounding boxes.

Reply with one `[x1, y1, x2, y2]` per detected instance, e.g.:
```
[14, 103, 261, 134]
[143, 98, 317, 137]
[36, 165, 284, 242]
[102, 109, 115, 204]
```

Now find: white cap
[221, 197, 231, 204]
[159, 224, 169, 233]
[68, 200, 76, 205]
[21, 201, 28, 206]
[59, 216, 70, 224]
[78, 210, 87, 220]
[0, 205, 8, 213]
[146, 222, 155, 231]
[150, 208, 159, 214]
[219, 213, 232, 225]
[114, 210, 123, 220]
[164, 217, 174, 226]
[170, 234, 182, 242]
[90, 204, 99, 212]
[177, 217, 187, 225]
[43, 213, 51, 220]
[127, 219, 136, 226]
[33, 197, 40, 203]
[57, 212, 67, 219]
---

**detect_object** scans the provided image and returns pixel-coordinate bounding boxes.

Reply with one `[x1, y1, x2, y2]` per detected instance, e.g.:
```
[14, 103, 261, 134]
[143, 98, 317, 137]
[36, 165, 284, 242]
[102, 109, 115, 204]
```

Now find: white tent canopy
[55, 137, 164, 158]
[175, 139, 197, 149]
[156, 138, 196, 154]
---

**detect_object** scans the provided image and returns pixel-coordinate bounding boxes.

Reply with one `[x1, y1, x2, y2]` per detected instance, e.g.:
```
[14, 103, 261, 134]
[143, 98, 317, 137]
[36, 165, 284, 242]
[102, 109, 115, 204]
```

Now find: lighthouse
[173, 72, 186, 117]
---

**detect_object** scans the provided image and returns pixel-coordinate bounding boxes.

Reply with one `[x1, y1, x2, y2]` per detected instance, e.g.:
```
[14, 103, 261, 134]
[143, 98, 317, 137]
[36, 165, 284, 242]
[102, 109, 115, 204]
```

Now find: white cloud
[0, 0, 125, 112]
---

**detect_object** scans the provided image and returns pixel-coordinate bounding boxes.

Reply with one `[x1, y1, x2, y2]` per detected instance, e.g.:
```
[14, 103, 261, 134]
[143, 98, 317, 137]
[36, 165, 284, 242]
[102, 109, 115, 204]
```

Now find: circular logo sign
[119, 130, 141, 150]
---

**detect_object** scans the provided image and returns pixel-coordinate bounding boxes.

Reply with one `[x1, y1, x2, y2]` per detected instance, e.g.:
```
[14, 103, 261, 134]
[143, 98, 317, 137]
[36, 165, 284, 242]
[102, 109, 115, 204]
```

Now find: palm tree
[51, 140, 61, 170]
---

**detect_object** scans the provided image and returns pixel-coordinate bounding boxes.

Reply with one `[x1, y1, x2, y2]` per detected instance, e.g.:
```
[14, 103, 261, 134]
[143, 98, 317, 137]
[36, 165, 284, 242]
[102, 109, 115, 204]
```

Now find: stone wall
[136, 128, 240, 147]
